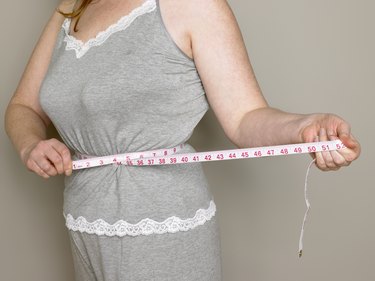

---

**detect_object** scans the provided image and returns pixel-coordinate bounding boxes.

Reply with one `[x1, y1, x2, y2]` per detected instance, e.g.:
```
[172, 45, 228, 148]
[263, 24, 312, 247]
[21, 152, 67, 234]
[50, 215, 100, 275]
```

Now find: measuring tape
[72, 140, 345, 170]
[71, 139, 346, 257]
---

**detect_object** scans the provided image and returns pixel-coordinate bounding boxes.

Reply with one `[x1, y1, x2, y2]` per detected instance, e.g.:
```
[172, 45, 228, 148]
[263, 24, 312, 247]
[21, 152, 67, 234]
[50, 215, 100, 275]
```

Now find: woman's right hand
[21, 138, 72, 179]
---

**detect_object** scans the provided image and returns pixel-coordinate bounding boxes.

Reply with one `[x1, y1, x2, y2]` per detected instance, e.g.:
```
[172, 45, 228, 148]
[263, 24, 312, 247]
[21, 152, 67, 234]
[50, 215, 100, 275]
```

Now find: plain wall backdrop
[1, 0, 374, 280]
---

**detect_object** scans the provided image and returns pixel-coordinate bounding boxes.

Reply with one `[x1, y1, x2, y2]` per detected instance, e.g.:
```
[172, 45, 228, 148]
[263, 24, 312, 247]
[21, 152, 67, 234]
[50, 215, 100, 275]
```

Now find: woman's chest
[68, 0, 193, 61]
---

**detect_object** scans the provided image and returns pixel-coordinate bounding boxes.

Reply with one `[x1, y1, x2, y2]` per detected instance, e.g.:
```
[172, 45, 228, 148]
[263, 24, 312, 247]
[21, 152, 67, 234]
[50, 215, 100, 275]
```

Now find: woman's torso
[39, 0, 216, 236]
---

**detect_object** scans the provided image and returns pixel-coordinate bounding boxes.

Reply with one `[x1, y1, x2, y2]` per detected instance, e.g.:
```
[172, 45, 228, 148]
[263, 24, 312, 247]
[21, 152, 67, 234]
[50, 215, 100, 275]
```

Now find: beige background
[1, 0, 374, 280]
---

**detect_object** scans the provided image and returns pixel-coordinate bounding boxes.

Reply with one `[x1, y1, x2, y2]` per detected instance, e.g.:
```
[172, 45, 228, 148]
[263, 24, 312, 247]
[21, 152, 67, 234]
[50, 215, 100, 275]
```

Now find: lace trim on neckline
[61, 0, 156, 59]
[64, 200, 216, 237]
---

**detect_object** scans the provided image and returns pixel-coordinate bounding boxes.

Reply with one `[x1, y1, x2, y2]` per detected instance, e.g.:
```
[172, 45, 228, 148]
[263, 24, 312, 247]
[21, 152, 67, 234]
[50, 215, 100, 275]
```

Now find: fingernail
[65, 170, 72, 176]
[320, 128, 326, 136]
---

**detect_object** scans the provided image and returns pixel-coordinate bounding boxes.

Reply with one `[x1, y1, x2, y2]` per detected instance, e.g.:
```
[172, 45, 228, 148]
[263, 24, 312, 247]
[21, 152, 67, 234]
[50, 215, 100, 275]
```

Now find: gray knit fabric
[39, 0, 217, 233]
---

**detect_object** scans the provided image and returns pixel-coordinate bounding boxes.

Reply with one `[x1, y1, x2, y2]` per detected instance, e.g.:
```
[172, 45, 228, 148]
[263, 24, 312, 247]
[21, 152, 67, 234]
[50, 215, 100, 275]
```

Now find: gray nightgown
[39, 0, 222, 280]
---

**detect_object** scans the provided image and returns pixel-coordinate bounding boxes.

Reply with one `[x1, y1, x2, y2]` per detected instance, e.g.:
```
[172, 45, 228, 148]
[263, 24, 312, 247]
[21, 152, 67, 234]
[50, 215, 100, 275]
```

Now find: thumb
[339, 133, 355, 149]
[339, 132, 361, 160]
[337, 122, 355, 149]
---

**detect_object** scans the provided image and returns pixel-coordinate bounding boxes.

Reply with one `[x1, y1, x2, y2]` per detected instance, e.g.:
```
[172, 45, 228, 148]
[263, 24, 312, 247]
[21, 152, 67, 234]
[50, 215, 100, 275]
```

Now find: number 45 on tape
[72, 140, 345, 170]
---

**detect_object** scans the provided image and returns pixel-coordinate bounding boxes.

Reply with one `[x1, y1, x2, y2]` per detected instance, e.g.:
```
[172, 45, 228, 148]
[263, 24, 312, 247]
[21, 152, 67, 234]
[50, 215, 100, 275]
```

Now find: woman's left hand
[300, 113, 361, 171]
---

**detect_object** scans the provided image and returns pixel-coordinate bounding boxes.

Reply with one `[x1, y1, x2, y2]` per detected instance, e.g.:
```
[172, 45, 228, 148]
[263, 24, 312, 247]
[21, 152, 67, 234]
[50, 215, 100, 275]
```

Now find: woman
[4, 0, 360, 280]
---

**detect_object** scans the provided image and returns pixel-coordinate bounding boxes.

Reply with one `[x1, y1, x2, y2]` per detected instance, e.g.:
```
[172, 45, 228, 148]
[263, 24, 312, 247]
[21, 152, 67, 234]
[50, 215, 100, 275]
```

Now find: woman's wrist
[234, 108, 313, 148]
[295, 113, 317, 143]
[19, 136, 43, 164]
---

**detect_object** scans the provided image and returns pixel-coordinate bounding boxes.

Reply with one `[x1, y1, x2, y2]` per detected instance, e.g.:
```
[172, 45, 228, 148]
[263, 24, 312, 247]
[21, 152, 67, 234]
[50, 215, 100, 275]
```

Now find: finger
[327, 134, 350, 167]
[43, 146, 65, 175]
[330, 125, 361, 163]
[337, 122, 359, 151]
[28, 159, 50, 179]
[329, 150, 349, 167]
[341, 134, 361, 161]
[28, 147, 59, 177]
[319, 128, 336, 169]
[314, 135, 328, 171]
[50, 140, 72, 176]
[336, 122, 351, 144]
[35, 155, 59, 177]
[341, 134, 358, 150]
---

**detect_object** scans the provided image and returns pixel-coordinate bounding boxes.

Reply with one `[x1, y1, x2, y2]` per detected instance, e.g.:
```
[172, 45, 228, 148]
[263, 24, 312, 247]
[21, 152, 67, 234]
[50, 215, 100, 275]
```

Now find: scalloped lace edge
[62, 0, 156, 58]
[64, 200, 216, 237]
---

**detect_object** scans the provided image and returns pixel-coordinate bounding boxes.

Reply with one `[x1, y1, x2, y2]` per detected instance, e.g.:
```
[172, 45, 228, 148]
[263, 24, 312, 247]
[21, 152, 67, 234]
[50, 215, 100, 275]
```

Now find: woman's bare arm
[185, 0, 360, 170]
[4, 1, 76, 177]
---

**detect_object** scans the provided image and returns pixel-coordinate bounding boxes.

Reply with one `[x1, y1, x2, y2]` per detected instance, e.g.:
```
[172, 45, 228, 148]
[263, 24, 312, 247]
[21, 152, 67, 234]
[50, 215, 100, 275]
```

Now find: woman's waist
[66, 154, 208, 189]
[72, 140, 197, 157]
[73, 142, 186, 161]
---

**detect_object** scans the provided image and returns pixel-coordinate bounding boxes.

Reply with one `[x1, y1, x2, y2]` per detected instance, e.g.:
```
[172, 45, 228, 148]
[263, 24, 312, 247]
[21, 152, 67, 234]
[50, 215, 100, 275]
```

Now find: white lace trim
[62, 0, 156, 58]
[64, 200, 216, 237]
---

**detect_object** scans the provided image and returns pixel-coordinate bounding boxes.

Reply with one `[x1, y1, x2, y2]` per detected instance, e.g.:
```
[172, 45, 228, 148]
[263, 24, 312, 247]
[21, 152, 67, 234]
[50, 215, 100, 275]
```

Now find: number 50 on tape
[72, 140, 345, 170]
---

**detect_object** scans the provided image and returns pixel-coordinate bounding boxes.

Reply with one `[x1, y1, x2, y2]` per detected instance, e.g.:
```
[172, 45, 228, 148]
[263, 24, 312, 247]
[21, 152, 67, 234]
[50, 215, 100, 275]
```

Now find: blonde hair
[57, 0, 94, 32]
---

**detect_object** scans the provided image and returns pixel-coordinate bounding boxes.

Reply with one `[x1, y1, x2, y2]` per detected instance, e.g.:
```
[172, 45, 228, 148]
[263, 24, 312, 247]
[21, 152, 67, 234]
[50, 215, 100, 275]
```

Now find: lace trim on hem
[64, 200, 216, 237]
[61, 0, 156, 58]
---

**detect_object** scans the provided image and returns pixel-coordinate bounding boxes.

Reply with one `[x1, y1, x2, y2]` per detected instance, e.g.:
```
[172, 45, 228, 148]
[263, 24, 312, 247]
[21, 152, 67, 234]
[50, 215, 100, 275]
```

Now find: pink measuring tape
[72, 140, 345, 169]
[72, 139, 346, 257]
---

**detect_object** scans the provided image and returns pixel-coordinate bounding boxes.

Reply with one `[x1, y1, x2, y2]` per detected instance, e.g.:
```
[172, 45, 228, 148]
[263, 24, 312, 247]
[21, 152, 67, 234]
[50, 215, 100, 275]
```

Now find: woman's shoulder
[57, 0, 78, 14]
[166, 0, 237, 39]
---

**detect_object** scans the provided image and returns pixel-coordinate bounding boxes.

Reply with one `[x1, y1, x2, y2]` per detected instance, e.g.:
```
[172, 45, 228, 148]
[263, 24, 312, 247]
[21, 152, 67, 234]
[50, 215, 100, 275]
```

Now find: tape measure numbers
[72, 140, 345, 170]
[71, 139, 346, 257]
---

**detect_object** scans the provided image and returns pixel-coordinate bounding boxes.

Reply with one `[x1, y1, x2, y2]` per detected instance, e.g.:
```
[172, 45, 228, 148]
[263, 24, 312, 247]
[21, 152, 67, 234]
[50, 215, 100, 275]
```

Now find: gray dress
[39, 0, 222, 280]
